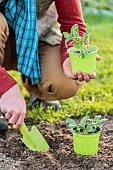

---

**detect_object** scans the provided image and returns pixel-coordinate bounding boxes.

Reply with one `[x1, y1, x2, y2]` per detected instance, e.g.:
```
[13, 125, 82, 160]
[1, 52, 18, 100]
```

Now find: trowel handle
[20, 122, 29, 135]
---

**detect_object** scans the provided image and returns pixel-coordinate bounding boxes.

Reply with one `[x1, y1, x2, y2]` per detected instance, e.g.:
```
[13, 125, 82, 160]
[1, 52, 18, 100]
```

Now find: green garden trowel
[20, 122, 50, 151]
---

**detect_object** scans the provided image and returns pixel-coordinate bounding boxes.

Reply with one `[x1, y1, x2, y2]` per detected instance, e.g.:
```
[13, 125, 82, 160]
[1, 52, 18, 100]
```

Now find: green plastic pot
[68, 45, 98, 73]
[73, 127, 101, 155]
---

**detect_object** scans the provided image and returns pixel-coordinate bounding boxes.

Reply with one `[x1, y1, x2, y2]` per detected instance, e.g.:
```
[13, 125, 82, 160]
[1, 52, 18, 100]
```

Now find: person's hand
[0, 84, 26, 129]
[63, 55, 101, 82]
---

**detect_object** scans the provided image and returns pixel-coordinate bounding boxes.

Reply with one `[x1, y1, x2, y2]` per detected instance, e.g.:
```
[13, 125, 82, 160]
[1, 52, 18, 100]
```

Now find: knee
[54, 79, 82, 99]
[38, 78, 83, 100]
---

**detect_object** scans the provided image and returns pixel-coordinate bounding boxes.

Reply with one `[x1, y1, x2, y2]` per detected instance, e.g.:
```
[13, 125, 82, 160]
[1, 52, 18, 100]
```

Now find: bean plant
[66, 115, 108, 134]
[63, 23, 90, 58]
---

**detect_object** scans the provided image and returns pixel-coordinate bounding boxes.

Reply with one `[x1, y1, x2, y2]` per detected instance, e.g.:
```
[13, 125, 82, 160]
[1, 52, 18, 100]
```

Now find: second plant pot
[68, 45, 98, 73]
[73, 126, 101, 156]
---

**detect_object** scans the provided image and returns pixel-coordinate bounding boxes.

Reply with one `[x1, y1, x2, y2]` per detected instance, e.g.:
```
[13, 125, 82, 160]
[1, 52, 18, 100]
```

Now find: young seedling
[63, 23, 90, 58]
[66, 115, 108, 155]
[66, 115, 108, 134]
[63, 23, 98, 74]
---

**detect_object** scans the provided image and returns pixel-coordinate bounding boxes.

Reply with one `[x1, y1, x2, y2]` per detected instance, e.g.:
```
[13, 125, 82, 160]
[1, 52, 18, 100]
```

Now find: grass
[9, 17, 113, 125]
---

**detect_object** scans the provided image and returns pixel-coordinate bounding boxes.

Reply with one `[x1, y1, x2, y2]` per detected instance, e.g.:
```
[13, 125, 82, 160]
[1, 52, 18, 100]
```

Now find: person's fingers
[73, 72, 78, 80]
[0, 107, 7, 114]
[82, 73, 91, 82]
[9, 113, 19, 125]
[68, 73, 75, 79]
[5, 112, 12, 119]
[76, 71, 84, 81]
[13, 124, 20, 129]
[89, 72, 96, 79]
[13, 114, 25, 129]
[74, 71, 96, 82]
[96, 55, 102, 61]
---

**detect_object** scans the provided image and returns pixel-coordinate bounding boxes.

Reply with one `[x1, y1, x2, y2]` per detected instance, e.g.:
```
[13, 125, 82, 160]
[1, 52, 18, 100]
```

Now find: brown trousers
[0, 12, 82, 101]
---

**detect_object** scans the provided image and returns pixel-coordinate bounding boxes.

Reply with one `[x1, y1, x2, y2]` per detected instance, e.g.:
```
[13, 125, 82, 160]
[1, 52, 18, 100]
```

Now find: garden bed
[0, 116, 113, 170]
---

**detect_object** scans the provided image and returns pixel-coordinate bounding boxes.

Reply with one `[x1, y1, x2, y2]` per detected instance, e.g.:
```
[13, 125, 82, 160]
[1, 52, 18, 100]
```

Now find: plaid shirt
[4, 0, 41, 85]
[0, 0, 61, 85]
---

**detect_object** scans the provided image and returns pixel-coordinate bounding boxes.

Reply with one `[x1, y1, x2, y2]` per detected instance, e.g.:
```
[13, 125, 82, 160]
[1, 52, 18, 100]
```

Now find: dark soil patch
[0, 116, 113, 170]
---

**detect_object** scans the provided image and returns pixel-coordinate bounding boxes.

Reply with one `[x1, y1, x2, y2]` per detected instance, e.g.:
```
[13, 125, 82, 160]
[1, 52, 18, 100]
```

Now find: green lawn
[9, 21, 113, 125]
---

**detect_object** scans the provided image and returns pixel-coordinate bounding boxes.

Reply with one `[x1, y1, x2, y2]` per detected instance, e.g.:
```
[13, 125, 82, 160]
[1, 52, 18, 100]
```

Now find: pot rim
[72, 126, 102, 135]
[67, 45, 98, 55]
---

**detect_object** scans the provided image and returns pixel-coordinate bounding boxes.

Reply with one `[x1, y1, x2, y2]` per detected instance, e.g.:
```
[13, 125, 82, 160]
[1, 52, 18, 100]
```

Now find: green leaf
[69, 47, 79, 53]
[71, 24, 79, 37]
[98, 118, 108, 124]
[86, 23, 90, 31]
[95, 115, 101, 119]
[66, 118, 76, 125]
[92, 115, 108, 124]
[86, 124, 95, 133]
[69, 124, 76, 129]
[92, 115, 101, 123]
[80, 116, 89, 124]
[74, 43, 82, 49]
[63, 32, 70, 39]
[65, 38, 72, 45]
[82, 23, 90, 43]
[82, 35, 88, 43]
[82, 49, 89, 55]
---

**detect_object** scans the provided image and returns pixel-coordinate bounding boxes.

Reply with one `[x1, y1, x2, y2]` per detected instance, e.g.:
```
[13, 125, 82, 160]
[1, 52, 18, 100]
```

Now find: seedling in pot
[66, 115, 108, 155]
[63, 23, 98, 73]
[63, 23, 90, 58]
[66, 115, 108, 134]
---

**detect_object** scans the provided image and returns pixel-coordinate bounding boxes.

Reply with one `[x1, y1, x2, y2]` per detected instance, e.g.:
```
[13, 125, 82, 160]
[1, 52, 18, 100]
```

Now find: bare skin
[63, 55, 101, 82]
[0, 84, 26, 129]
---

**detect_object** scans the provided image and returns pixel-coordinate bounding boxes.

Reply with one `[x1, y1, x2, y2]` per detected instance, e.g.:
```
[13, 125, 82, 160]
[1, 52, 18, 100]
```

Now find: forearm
[55, 0, 86, 64]
[0, 66, 17, 97]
